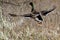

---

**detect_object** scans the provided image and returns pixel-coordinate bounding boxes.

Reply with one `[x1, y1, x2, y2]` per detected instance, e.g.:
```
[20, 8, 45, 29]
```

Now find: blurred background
[0, 0, 60, 40]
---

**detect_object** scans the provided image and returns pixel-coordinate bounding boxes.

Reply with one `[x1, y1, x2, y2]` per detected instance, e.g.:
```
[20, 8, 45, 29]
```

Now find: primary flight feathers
[41, 6, 56, 15]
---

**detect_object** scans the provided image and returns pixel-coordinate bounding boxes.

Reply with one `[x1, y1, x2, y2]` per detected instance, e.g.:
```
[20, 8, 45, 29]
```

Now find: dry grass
[0, 0, 60, 40]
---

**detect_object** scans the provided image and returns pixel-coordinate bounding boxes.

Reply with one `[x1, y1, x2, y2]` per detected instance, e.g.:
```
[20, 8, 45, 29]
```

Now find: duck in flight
[9, 2, 56, 23]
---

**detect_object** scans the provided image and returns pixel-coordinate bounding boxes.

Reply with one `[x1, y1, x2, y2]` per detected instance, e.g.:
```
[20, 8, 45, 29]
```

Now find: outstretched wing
[41, 6, 56, 16]
[9, 13, 33, 17]
[20, 13, 33, 17]
[9, 13, 18, 17]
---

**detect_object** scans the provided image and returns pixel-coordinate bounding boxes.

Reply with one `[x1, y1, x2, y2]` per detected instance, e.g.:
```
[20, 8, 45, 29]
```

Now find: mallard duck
[9, 2, 56, 23]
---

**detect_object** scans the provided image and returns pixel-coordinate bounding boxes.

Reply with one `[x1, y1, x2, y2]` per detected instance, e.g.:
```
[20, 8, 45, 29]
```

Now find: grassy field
[0, 0, 60, 40]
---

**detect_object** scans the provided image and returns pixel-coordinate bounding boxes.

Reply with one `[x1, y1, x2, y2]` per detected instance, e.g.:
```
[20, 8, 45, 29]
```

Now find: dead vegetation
[0, 0, 60, 40]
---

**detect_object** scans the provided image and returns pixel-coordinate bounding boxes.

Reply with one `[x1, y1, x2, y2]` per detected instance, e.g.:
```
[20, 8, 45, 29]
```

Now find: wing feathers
[41, 6, 56, 15]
